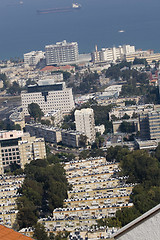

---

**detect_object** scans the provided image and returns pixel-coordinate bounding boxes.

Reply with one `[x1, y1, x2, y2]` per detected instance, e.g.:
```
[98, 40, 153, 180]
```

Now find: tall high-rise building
[0, 130, 46, 174]
[74, 108, 96, 143]
[21, 81, 75, 116]
[45, 40, 79, 65]
[24, 51, 45, 66]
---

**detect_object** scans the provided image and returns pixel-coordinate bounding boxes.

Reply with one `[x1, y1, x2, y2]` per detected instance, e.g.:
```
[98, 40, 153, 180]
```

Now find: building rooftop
[0, 224, 33, 240]
[112, 204, 160, 239]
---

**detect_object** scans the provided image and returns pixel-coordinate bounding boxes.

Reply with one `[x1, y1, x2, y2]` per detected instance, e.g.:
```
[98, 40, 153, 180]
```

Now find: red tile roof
[40, 65, 75, 72]
[40, 66, 59, 71]
[0, 225, 33, 240]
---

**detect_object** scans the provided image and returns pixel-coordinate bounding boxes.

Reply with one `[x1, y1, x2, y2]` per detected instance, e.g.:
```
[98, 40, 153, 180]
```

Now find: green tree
[63, 71, 71, 81]
[7, 81, 21, 95]
[79, 134, 87, 147]
[119, 121, 135, 133]
[33, 223, 49, 240]
[28, 103, 44, 121]
[17, 158, 69, 229]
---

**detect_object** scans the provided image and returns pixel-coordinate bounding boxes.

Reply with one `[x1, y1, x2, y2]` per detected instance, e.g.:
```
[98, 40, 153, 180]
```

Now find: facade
[112, 204, 160, 240]
[75, 108, 96, 143]
[139, 110, 160, 140]
[25, 124, 62, 144]
[25, 124, 83, 147]
[45, 40, 79, 65]
[0, 175, 25, 228]
[91, 45, 135, 63]
[0, 130, 46, 174]
[21, 81, 75, 116]
[125, 49, 160, 64]
[61, 130, 82, 148]
[148, 111, 160, 139]
[24, 51, 45, 66]
[38, 157, 134, 234]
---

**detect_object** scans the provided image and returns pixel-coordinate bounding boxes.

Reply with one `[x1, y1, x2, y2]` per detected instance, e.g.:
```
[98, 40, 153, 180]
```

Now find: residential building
[148, 111, 160, 139]
[109, 104, 154, 120]
[125, 49, 160, 64]
[45, 40, 79, 65]
[112, 204, 160, 240]
[38, 157, 134, 234]
[91, 45, 135, 63]
[21, 81, 75, 116]
[61, 130, 82, 148]
[24, 51, 45, 66]
[139, 110, 160, 140]
[25, 123, 83, 148]
[0, 130, 46, 174]
[75, 108, 96, 143]
[25, 124, 62, 144]
[139, 112, 150, 140]
[0, 175, 25, 228]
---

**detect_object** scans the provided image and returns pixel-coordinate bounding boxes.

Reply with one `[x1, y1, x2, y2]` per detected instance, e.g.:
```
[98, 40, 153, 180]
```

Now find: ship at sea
[37, 3, 81, 14]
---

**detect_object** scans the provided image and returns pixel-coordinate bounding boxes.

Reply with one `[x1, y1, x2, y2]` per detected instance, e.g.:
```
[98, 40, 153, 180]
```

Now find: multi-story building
[61, 130, 82, 148]
[75, 108, 96, 143]
[139, 108, 160, 140]
[91, 45, 135, 63]
[38, 157, 134, 234]
[21, 81, 75, 116]
[25, 123, 83, 148]
[0, 175, 25, 228]
[45, 40, 79, 65]
[0, 130, 46, 174]
[148, 111, 160, 139]
[25, 124, 62, 144]
[24, 51, 45, 66]
[126, 50, 160, 64]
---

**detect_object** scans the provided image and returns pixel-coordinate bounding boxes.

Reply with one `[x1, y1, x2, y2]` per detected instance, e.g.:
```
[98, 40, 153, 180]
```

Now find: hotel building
[45, 40, 79, 65]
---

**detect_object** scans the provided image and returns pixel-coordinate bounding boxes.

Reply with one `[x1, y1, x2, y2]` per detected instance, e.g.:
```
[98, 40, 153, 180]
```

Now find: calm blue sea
[0, 0, 160, 59]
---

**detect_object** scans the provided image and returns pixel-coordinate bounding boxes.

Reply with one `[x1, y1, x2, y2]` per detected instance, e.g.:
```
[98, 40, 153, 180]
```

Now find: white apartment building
[92, 44, 135, 63]
[21, 81, 75, 116]
[24, 51, 45, 66]
[0, 130, 46, 174]
[75, 108, 96, 143]
[45, 40, 79, 65]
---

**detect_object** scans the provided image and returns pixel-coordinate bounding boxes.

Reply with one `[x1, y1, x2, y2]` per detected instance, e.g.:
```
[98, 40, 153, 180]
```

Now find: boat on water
[37, 3, 81, 14]
[118, 30, 125, 33]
